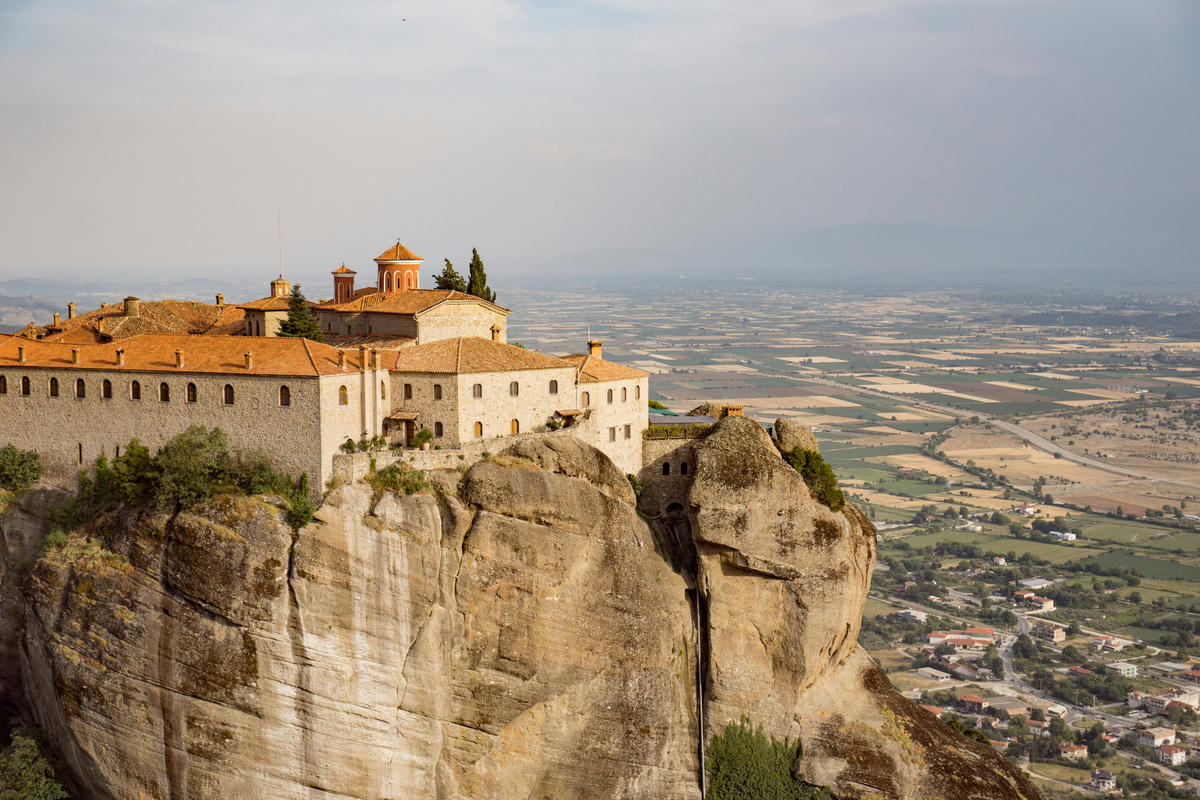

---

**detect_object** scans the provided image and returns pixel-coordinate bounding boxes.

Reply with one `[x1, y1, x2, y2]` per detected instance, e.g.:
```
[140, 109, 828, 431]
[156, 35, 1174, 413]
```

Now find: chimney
[370, 348, 380, 369]
[71, 348, 80, 364]
[244, 352, 253, 370]
[175, 349, 184, 368]
[115, 348, 125, 367]
[215, 293, 225, 306]
[52, 312, 61, 326]
[725, 404, 744, 417]
[67, 302, 77, 319]
[124, 296, 141, 317]
[17, 345, 25, 364]
[491, 324, 502, 342]
[358, 344, 369, 372]
[588, 339, 603, 358]
[338, 350, 346, 369]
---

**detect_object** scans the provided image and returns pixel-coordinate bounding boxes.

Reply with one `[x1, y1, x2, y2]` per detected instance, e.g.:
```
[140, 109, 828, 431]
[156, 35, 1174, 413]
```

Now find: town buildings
[0, 241, 651, 488]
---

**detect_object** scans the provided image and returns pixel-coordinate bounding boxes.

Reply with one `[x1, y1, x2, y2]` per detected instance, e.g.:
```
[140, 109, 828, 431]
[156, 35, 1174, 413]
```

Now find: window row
[662, 461, 689, 476]
[580, 385, 641, 407]
[0, 376, 293, 406]
[607, 425, 634, 442]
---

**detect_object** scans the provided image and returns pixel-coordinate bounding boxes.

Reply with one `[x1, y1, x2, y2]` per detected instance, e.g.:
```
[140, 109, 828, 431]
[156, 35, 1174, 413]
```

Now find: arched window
[102, 379, 112, 399]
[20, 377, 30, 396]
[473, 421, 483, 438]
[549, 379, 558, 394]
[433, 384, 443, 400]
[0, 375, 6, 394]
[131, 380, 141, 400]
[159, 382, 170, 401]
[48, 377, 59, 397]
[339, 385, 348, 405]
[384, 272, 392, 292]
[662, 462, 671, 476]
[75, 378, 86, 398]
[472, 383, 483, 398]
[279, 385, 291, 406]
[607, 389, 613, 404]
[404, 383, 413, 400]
[509, 381, 519, 397]
[622, 387, 627, 402]
[434, 421, 444, 437]
[380, 381, 386, 399]
[680, 462, 689, 476]
[635, 385, 641, 399]
[223, 384, 235, 405]
[510, 419, 519, 434]
[581, 391, 590, 406]
[187, 382, 197, 403]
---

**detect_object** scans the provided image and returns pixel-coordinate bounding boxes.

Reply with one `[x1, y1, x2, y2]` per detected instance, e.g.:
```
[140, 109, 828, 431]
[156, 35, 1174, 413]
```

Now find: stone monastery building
[0, 242, 649, 488]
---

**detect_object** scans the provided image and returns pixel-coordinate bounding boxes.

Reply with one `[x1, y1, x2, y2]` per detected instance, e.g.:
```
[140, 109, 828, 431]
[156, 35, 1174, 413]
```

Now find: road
[798, 374, 1200, 492]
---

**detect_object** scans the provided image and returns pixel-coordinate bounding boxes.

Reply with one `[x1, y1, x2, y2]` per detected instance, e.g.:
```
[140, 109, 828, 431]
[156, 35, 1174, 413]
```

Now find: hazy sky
[1, 0, 1197, 286]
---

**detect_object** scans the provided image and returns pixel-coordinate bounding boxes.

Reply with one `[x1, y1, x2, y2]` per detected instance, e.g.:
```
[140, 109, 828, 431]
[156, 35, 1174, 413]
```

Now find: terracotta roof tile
[317, 288, 509, 315]
[391, 337, 570, 374]
[558, 353, 650, 382]
[237, 297, 293, 311]
[375, 242, 422, 261]
[32, 300, 247, 343]
[0, 334, 367, 377]
[331, 265, 357, 274]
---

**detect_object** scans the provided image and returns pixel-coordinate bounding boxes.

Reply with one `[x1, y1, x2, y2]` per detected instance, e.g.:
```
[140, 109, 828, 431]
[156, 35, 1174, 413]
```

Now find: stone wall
[452, 365, 579, 444]
[571, 375, 649, 475]
[414, 302, 507, 344]
[637, 437, 699, 518]
[0, 366, 325, 488]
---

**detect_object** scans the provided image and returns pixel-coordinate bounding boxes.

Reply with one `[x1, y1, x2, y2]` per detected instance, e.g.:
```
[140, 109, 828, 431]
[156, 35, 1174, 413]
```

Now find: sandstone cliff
[0, 422, 1041, 800]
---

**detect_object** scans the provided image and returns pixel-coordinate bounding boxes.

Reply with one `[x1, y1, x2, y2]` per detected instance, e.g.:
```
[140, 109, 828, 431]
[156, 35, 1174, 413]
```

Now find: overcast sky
[1, 0, 1197, 287]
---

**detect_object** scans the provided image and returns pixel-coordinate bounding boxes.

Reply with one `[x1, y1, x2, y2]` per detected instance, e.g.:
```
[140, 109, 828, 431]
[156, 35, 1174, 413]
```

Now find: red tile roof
[390, 337, 571, 374]
[317, 288, 508, 315]
[331, 265, 357, 274]
[19, 300, 247, 343]
[559, 353, 650, 383]
[375, 242, 422, 261]
[0, 334, 368, 377]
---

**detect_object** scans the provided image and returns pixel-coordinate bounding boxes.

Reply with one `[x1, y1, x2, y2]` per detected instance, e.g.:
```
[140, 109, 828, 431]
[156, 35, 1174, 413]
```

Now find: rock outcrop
[0, 424, 1041, 800]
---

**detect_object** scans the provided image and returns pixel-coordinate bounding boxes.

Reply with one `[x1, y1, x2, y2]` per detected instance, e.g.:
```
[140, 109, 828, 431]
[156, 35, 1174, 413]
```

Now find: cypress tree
[434, 258, 468, 292]
[466, 248, 497, 303]
[277, 284, 324, 343]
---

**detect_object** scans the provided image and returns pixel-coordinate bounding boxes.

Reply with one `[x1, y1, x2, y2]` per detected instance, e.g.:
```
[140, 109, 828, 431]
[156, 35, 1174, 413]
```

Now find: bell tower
[375, 240, 423, 293]
[331, 264, 356, 302]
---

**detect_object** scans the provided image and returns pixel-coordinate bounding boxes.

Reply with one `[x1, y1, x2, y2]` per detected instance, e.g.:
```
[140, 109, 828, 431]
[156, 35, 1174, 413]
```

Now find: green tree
[466, 248, 496, 303]
[784, 448, 845, 512]
[277, 284, 324, 343]
[434, 258, 468, 292]
[0, 445, 42, 493]
[0, 733, 68, 800]
[155, 425, 233, 509]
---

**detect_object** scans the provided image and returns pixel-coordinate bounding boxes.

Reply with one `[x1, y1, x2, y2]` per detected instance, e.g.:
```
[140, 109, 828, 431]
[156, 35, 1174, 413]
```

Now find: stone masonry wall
[571, 375, 649, 475]
[414, 302, 507, 344]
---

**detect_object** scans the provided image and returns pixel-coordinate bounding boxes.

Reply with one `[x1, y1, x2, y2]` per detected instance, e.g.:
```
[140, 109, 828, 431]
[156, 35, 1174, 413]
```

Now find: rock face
[0, 425, 1041, 800]
[773, 416, 820, 454]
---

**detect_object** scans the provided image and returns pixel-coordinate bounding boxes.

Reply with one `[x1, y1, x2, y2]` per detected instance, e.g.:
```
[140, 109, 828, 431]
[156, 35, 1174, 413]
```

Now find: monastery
[0, 242, 649, 489]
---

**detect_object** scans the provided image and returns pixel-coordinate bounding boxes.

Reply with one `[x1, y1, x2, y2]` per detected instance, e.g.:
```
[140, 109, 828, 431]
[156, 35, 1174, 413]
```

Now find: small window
[75, 378, 86, 398]
[0, 376, 5, 394]
[607, 389, 613, 404]
[624, 424, 632, 439]
[662, 462, 671, 476]
[131, 380, 141, 400]
[159, 382, 170, 402]
[434, 421, 444, 437]
[223, 384, 235, 405]
[380, 381, 386, 400]
[434, 384, 443, 400]
[473, 383, 483, 398]
[280, 385, 291, 406]
[187, 382, 197, 403]
[581, 391, 590, 406]
[49, 377, 59, 397]
[245, 321, 252, 334]
[102, 379, 112, 399]
[680, 462, 689, 476]
[509, 381, 519, 397]
[635, 385, 641, 400]
[608, 426, 616, 442]
[622, 387, 628, 402]
[404, 383, 413, 400]
[511, 419, 519, 434]
[339, 385, 348, 405]
[20, 377, 30, 396]
[473, 421, 483, 438]
[549, 379, 558, 395]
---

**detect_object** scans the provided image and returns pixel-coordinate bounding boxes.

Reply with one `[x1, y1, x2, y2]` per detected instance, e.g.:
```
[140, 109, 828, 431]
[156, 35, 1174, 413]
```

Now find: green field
[1079, 550, 1200, 582]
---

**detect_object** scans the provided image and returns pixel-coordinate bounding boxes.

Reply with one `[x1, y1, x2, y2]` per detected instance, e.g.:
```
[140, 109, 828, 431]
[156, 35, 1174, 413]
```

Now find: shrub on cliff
[784, 448, 845, 512]
[367, 462, 428, 502]
[0, 731, 68, 800]
[705, 717, 829, 800]
[0, 444, 41, 493]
